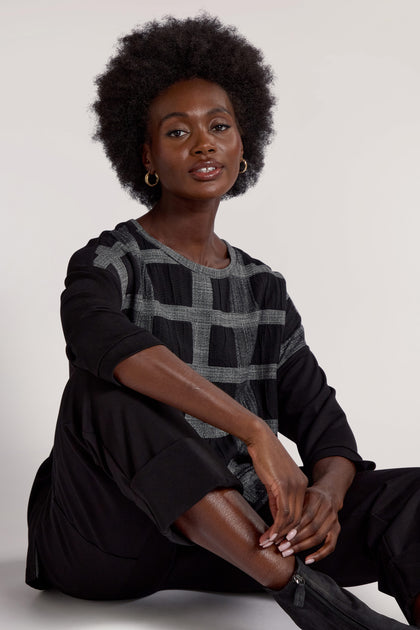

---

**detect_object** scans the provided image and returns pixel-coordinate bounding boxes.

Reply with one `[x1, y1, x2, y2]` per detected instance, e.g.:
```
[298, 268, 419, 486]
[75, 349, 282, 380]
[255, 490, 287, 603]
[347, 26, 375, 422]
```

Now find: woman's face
[143, 78, 243, 203]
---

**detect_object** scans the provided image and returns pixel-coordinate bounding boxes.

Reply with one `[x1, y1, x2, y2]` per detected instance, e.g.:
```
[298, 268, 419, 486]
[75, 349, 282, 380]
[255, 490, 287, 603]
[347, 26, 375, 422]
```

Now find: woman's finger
[284, 503, 338, 552]
[261, 481, 303, 545]
[280, 522, 341, 562]
[304, 527, 340, 564]
[287, 505, 331, 549]
[280, 496, 320, 550]
[293, 480, 307, 527]
[293, 489, 321, 532]
[269, 483, 296, 541]
[285, 485, 339, 546]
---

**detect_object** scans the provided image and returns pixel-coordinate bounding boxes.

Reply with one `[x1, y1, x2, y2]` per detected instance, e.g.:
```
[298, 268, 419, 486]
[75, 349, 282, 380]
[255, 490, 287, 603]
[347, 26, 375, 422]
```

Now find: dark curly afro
[93, 14, 276, 208]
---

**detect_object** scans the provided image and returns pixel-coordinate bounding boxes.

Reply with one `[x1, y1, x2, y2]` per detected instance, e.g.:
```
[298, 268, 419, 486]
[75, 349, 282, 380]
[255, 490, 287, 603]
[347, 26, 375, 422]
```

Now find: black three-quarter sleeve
[61, 250, 164, 384]
[277, 295, 375, 476]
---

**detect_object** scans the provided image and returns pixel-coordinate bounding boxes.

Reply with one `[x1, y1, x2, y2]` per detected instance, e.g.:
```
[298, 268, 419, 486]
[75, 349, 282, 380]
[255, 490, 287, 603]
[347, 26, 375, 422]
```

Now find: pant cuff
[130, 435, 242, 545]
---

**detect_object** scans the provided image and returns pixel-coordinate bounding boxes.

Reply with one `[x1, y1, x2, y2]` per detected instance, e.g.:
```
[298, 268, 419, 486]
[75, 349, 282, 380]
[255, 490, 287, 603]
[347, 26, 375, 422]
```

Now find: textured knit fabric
[61, 219, 373, 509]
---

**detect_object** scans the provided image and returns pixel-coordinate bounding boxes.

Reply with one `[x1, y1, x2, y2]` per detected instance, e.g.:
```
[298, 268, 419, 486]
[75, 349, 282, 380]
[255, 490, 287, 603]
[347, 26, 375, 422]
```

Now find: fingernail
[305, 558, 315, 565]
[282, 548, 294, 558]
[278, 541, 291, 552]
[268, 533, 278, 542]
[260, 540, 274, 548]
[286, 529, 297, 541]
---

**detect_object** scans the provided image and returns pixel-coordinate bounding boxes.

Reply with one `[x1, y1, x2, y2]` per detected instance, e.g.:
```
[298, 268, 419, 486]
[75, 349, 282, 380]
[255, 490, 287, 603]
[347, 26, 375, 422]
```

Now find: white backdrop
[1, 0, 419, 593]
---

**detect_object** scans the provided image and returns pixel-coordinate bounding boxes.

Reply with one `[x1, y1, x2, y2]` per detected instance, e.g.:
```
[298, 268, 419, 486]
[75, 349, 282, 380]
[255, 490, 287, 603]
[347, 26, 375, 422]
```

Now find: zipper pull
[292, 574, 306, 607]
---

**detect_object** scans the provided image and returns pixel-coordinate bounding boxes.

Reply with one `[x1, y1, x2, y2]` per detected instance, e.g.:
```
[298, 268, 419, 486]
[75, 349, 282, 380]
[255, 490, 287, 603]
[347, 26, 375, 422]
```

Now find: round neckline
[130, 219, 236, 277]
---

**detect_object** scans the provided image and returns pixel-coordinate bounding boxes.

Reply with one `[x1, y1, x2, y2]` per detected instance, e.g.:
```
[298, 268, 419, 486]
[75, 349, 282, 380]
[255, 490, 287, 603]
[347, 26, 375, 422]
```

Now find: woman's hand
[276, 456, 356, 564]
[246, 425, 308, 546]
[277, 484, 341, 563]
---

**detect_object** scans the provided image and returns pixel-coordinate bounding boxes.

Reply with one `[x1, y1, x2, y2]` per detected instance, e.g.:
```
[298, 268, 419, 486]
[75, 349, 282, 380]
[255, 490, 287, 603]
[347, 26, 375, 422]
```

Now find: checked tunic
[61, 218, 370, 509]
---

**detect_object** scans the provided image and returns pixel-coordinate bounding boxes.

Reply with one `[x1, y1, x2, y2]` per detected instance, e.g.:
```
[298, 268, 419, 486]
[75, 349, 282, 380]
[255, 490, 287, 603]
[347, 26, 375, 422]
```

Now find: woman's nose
[191, 130, 216, 154]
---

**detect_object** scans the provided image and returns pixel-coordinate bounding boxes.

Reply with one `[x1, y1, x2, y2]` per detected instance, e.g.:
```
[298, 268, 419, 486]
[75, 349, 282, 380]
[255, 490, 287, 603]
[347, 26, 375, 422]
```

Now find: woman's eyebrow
[159, 107, 233, 127]
[159, 111, 187, 126]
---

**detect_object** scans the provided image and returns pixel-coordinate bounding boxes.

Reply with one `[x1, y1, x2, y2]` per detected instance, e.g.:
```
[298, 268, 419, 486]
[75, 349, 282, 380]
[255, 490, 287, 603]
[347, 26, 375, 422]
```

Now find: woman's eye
[213, 123, 230, 132]
[166, 129, 188, 138]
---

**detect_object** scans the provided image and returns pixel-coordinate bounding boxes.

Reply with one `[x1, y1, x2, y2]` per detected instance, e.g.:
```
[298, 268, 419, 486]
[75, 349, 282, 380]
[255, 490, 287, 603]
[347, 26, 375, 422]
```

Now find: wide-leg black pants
[26, 369, 420, 623]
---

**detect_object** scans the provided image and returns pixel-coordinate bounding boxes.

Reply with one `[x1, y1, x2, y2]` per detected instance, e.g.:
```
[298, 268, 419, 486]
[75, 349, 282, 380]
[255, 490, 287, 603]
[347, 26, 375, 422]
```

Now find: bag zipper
[292, 573, 371, 630]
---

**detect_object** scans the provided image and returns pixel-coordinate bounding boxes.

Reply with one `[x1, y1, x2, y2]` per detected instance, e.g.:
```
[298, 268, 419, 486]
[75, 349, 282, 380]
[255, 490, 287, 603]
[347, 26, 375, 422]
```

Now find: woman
[25, 15, 420, 629]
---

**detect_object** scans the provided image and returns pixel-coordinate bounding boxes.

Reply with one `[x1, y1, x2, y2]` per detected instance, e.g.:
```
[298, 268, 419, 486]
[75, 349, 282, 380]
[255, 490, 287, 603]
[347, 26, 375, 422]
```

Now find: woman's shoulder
[230, 243, 285, 282]
[228, 243, 288, 310]
[67, 219, 151, 271]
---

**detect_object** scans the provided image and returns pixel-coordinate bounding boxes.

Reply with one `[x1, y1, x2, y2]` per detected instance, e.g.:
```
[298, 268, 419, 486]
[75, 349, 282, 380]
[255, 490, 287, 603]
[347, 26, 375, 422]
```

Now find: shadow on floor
[0, 559, 297, 630]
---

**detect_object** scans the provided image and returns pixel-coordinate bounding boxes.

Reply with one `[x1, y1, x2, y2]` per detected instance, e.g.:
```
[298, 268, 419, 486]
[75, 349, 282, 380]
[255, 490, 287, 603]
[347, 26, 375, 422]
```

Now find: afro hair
[93, 14, 276, 208]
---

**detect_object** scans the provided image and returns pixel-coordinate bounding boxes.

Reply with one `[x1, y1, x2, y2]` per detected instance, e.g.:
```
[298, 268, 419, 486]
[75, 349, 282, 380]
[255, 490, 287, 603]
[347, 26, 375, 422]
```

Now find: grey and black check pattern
[88, 220, 305, 507]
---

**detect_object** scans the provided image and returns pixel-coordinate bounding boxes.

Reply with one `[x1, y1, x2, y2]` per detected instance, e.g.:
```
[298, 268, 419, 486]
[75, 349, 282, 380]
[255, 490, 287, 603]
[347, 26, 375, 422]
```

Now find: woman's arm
[311, 455, 357, 508]
[273, 293, 372, 561]
[114, 344, 263, 444]
[114, 344, 308, 543]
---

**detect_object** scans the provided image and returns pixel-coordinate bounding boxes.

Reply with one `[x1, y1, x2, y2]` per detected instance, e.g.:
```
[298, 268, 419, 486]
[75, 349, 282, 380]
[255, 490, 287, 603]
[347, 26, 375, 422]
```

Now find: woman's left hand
[276, 484, 341, 564]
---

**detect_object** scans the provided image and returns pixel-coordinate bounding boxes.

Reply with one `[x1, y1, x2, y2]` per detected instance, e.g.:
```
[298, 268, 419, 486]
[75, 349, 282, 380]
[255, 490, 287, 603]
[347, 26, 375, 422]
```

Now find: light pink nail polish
[260, 540, 274, 548]
[282, 548, 294, 558]
[278, 541, 291, 552]
[286, 528, 297, 542]
[305, 558, 315, 565]
[268, 533, 278, 542]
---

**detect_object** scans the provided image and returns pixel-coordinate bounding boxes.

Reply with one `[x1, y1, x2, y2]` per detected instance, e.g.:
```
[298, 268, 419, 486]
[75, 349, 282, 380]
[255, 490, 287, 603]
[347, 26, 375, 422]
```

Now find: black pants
[26, 369, 420, 623]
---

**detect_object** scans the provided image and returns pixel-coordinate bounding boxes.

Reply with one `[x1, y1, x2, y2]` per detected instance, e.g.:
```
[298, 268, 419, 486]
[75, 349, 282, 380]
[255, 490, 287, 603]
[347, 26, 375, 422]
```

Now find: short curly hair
[93, 14, 276, 208]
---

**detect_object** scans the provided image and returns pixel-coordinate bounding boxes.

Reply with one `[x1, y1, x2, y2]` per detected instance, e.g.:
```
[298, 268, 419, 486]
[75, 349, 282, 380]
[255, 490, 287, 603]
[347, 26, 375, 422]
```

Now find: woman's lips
[189, 161, 224, 181]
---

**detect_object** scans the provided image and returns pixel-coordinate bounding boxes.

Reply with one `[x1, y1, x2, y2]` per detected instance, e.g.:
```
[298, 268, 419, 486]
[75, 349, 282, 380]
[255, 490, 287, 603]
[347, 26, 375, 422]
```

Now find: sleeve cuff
[303, 446, 376, 477]
[98, 331, 166, 385]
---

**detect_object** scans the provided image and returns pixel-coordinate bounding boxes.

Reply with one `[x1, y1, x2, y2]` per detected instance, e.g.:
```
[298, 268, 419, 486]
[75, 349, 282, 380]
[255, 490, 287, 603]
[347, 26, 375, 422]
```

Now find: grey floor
[1, 558, 296, 630]
[0, 558, 408, 629]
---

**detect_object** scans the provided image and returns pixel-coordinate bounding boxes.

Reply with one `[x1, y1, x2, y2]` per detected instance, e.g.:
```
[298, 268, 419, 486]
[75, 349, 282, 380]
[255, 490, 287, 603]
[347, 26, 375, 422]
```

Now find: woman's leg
[174, 488, 295, 590]
[28, 371, 417, 626]
[174, 485, 417, 629]
[309, 468, 420, 624]
[28, 368, 244, 599]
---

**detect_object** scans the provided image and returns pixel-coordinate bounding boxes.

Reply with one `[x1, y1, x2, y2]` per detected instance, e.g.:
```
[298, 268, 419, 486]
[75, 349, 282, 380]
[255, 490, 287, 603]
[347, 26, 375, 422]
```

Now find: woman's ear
[142, 143, 153, 171]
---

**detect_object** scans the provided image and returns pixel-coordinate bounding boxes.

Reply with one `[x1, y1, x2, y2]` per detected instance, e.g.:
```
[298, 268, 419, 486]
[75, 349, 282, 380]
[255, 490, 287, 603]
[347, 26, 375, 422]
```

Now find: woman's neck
[137, 196, 230, 269]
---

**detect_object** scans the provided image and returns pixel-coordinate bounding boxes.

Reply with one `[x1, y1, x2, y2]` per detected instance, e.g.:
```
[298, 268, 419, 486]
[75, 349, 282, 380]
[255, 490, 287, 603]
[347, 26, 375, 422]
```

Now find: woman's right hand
[246, 423, 308, 547]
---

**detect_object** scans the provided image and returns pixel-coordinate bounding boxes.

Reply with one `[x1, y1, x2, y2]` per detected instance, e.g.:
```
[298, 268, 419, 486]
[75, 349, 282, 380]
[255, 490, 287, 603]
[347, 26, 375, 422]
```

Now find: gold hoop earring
[239, 158, 248, 174]
[145, 171, 159, 187]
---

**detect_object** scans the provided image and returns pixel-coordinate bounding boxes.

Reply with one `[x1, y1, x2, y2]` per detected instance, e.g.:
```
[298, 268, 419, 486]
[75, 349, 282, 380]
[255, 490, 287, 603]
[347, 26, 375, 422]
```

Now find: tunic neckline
[130, 219, 237, 278]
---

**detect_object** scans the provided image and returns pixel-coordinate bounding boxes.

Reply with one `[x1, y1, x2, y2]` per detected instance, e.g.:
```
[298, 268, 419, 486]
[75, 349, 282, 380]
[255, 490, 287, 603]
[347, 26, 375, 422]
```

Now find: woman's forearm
[311, 456, 356, 510]
[113, 344, 266, 445]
